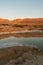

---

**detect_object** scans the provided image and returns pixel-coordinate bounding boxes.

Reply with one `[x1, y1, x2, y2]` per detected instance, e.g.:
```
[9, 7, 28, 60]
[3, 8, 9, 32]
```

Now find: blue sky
[0, 0, 43, 19]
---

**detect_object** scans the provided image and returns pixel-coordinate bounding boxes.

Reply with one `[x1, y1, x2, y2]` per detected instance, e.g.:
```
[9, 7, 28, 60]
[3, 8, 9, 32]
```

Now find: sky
[0, 0, 43, 19]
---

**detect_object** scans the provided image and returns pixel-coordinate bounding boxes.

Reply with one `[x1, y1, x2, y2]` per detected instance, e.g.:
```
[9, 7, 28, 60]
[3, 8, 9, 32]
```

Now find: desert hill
[0, 18, 43, 38]
[11, 18, 43, 25]
[0, 18, 43, 25]
[0, 18, 10, 24]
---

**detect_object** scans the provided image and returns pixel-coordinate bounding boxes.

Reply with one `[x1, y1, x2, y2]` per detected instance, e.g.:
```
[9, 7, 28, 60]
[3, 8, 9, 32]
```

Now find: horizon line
[0, 17, 43, 20]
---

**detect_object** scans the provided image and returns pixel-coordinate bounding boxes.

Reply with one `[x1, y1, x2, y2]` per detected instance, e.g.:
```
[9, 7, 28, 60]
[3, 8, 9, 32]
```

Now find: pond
[0, 37, 43, 51]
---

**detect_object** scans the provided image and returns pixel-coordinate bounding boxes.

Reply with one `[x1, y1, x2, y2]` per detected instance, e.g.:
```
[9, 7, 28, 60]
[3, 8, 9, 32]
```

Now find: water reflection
[0, 37, 43, 51]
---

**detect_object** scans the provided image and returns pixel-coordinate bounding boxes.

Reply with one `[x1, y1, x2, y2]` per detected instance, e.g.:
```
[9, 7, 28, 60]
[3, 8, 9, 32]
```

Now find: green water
[0, 37, 43, 51]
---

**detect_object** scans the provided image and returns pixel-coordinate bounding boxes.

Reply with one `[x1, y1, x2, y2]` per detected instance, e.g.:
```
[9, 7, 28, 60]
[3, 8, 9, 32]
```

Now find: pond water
[0, 37, 43, 51]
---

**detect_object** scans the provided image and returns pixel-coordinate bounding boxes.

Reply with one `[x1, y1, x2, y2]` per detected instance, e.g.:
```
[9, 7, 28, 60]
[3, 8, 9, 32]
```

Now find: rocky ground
[0, 46, 43, 65]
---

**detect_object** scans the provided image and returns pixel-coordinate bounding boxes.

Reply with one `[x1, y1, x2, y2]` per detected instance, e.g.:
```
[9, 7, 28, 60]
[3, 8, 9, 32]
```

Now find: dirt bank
[0, 46, 43, 65]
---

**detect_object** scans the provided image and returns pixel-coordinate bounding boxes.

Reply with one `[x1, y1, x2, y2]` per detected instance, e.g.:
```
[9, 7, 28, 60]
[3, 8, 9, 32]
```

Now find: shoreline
[0, 30, 42, 34]
[0, 32, 43, 39]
